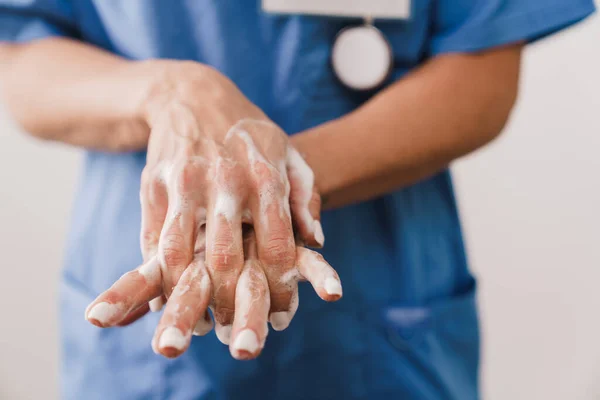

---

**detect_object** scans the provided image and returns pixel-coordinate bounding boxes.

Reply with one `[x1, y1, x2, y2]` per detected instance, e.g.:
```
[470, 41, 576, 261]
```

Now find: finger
[85, 257, 162, 327]
[141, 167, 169, 312]
[116, 303, 151, 327]
[153, 256, 212, 358]
[228, 123, 299, 331]
[230, 232, 270, 360]
[140, 166, 169, 260]
[193, 310, 214, 337]
[230, 262, 270, 360]
[269, 285, 299, 331]
[206, 177, 245, 345]
[249, 158, 298, 329]
[296, 247, 343, 302]
[149, 295, 166, 312]
[209, 305, 231, 343]
[287, 147, 324, 248]
[158, 174, 199, 298]
[252, 194, 297, 331]
[191, 231, 213, 337]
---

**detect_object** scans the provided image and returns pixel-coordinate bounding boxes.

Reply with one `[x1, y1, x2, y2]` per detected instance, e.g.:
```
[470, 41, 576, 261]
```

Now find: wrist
[138, 60, 226, 127]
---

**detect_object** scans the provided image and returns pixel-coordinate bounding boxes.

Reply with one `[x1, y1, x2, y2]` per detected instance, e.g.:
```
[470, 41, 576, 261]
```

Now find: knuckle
[209, 242, 240, 270]
[214, 158, 245, 191]
[174, 161, 200, 193]
[262, 236, 295, 266]
[256, 178, 286, 206]
[142, 230, 158, 246]
[215, 158, 237, 179]
[256, 165, 284, 191]
[160, 238, 190, 268]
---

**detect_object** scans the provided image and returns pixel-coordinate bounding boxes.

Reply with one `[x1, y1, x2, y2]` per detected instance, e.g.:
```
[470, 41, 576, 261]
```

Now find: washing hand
[84, 61, 342, 359]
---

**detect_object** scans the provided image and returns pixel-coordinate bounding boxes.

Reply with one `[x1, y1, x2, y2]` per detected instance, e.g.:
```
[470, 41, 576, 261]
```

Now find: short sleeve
[0, 0, 79, 43]
[429, 0, 596, 55]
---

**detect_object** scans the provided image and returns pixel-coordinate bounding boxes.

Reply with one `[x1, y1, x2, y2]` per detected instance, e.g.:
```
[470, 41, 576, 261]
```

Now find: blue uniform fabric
[1, 1, 595, 399]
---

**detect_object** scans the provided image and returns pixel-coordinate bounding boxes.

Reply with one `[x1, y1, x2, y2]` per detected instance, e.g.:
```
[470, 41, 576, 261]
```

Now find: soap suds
[233, 129, 268, 166]
[215, 323, 232, 345]
[193, 314, 214, 336]
[159, 327, 188, 350]
[213, 192, 237, 222]
[324, 277, 343, 296]
[269, 289, 298, 331]
[138, 257, 160, 280]
[232, 329, 260, 355]
[287, 146, 317, 236]
[313, 220, 325, 246]
[279, 269, 300, 288]
[149, 296, 164, 312]
[297, 249, 342, 298]
[86, 302, 119, 325]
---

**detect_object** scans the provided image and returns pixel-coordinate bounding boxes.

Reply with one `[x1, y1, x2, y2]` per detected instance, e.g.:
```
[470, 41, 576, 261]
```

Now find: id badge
[262, 0, 412, 20]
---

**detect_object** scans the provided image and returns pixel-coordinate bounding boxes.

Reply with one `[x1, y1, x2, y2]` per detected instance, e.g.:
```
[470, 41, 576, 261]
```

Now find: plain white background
[0, 10, 599, 400]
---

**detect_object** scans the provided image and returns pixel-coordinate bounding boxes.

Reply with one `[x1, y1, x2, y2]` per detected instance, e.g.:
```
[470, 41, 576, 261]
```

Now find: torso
[61, 2, 479, 399]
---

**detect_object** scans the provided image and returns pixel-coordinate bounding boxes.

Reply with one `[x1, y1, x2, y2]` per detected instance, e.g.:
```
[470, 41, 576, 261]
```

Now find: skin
[0, 38, 521, 359]
[80, 65, 332, 352]
[294, 43, 522, 209]
[85, 226, 340, 359]
[135, 67, 325, 339]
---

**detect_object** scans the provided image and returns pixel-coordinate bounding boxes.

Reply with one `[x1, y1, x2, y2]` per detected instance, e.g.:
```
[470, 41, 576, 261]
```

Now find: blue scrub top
[1, 1, 595, 399]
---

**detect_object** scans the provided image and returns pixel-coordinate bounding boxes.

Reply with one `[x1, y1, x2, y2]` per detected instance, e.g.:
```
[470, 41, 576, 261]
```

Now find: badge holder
[331, 16, 393, 91]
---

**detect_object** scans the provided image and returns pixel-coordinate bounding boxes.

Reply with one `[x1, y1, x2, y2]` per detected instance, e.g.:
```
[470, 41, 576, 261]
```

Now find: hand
[84, 61, 340, 355]
[85, 226, 340, 359]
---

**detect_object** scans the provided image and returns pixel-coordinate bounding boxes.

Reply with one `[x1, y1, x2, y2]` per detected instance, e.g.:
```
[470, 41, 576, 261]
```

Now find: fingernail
[215, 324, 232, 345]
[313, 220, 325, 246]
[159, 327, 187, 350]
[86, 302, 118, 325]
[193, 315, 214, 336]
[232, 329, 260, 357]
[269, 312, 292, 331]
[149, 297, 164, 312]
[324, 277, 343, 297]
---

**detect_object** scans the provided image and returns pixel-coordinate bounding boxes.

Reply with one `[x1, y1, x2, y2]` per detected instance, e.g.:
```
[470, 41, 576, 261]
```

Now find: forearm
[293, 44, 522, 209]
[0, 37, 155, 151]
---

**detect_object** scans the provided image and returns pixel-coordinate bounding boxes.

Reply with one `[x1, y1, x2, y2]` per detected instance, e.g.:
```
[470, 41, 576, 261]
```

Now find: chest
[73, 0, 434, 129]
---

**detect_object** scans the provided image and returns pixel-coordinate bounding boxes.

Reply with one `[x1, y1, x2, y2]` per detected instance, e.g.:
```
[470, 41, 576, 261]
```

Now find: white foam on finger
[193, 315, 214, 336]
[159, 327, 188, 350]
[232, 329, 260, 357]
[324, 277, 343, 296]
[287, 146, 317, 233]
[86, 302, 119, 325]
[215, 323, 232, 345]
[149, 296, 165, 312]
[138, 257, 161, 280]
[297, 249, 343, 299]
[313, 220, 325, 246]
[269, 289, 299, 331]
[269, 311, 292, 331]
[213, 191, 238, 222]
[235, 263, 253, 328]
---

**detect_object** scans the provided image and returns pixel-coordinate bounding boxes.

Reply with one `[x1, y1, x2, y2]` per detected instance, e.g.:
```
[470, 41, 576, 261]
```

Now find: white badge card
[262, 0, 411, 20]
